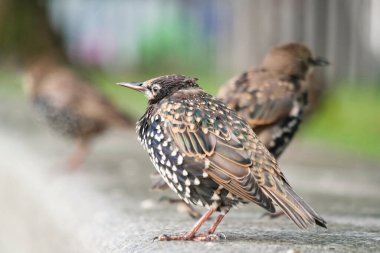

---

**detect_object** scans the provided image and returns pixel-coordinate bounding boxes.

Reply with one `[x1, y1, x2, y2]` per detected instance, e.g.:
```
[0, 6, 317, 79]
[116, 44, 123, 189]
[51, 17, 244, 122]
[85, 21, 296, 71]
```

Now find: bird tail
[263, 183, 327, 229]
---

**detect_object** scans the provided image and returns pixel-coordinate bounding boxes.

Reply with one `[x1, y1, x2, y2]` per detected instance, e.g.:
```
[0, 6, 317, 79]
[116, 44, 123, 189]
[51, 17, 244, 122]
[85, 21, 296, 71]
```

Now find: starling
[151, 43, 329, 218]
[23, 57, 134, 169]
[218, 43, 329, 158]
[118, 75, 326, 241]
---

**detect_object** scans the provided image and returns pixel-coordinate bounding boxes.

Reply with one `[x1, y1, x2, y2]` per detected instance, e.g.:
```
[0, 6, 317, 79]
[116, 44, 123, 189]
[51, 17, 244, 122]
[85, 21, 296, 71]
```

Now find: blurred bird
[304, 72, 327, 118]
[118, 75, 326, 241]
[23, 57, 134, 169]
[218, 43, 329, 158]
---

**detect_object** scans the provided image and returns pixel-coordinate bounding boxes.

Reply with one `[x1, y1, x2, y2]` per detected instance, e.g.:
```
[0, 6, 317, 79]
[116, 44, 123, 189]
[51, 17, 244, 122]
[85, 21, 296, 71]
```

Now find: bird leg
[207, 209, 229, 235]
[158, 207, 219, 241]
[159, 196, 202, 219]
[67, 138, 90, 170]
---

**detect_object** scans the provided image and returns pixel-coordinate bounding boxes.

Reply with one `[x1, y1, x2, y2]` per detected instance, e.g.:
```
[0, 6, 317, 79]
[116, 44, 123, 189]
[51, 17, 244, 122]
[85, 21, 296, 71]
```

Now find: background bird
[119, 75, 326, 241]
[218, 42, 329, 158]
[23, 57, 135, 169]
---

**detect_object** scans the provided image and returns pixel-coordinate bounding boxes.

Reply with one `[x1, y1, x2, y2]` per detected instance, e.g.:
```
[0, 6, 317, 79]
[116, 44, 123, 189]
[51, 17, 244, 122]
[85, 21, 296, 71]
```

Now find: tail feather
[263, 183, 327, 229]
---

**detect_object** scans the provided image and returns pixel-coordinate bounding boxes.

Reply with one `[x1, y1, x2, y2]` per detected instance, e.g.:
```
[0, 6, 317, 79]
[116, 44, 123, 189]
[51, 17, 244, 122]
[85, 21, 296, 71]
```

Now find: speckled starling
[23, 57, 134, 169]
[118, 75, 326, 241]
[151, 43, 329, 218]
[218, 43, 329, 158]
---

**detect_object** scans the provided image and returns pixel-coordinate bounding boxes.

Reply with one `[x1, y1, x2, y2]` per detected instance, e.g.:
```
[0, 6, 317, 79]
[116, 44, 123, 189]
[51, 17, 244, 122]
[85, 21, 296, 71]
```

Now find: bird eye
[152, 85, 160, 93]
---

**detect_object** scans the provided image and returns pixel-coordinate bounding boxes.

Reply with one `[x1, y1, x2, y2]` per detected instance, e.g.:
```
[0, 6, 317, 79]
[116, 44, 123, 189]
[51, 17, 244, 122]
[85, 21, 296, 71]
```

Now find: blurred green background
[0, 0, 379, 159]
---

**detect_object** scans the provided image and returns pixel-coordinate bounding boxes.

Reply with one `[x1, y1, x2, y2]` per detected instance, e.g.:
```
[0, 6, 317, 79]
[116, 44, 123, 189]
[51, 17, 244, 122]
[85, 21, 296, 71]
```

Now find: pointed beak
[117, 82, 146, 92]
[310, 57, 329, 66]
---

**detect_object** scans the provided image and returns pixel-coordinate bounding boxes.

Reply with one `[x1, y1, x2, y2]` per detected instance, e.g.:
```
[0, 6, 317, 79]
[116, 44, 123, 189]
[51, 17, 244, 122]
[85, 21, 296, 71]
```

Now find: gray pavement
[0, 101, 379, 253]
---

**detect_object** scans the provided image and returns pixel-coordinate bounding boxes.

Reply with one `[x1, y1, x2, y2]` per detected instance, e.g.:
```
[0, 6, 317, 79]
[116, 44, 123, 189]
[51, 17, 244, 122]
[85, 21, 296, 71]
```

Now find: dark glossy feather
[137, 75, 325, 229]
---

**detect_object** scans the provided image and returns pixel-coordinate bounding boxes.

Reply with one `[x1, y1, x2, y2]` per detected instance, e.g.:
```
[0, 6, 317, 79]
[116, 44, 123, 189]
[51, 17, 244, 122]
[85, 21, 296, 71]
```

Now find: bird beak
[117, 82, 146, 92]
[310, 57, 329, 66]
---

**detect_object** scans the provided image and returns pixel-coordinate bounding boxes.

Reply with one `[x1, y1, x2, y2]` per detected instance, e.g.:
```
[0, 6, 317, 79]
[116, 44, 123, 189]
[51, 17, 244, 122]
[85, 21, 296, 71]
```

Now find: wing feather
[159, 96, 276, 212]
[218, 70, 297, 129]
[156, 91, 325, 228]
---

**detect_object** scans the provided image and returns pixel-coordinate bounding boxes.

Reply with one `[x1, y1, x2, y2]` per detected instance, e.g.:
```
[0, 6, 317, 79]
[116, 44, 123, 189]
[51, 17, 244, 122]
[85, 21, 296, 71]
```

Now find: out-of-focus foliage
[45, 0, 380, 83]
[303, 83, 380, 159]
[0, 0, 65, 62]
[137, 12, 214, 74]
[0, 0, 379, 160]
[85, 70, 225, 117]
[0, 70, 22, 99]
[2, 67, 379, 159]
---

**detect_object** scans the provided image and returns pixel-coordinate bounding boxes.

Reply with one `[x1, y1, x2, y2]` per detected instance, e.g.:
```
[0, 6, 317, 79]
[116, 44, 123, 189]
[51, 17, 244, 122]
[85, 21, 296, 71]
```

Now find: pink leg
[208, 214, 225, 234]
[208, 209, 229, 234]
[158, 207, 216, 241]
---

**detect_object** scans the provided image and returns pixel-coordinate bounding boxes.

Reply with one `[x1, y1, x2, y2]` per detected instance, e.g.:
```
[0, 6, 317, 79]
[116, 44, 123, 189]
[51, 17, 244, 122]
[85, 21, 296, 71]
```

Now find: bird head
[262, 43, 329, 78]
[118, 75, 199, 104]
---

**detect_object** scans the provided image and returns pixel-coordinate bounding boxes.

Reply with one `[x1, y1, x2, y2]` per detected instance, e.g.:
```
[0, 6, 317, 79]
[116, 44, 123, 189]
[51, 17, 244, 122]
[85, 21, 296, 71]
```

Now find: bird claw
[215, 232, 226, 240]
[155, 232, 226, 241]
[193, 233, 226, 241]
[155, 233, 191, 241]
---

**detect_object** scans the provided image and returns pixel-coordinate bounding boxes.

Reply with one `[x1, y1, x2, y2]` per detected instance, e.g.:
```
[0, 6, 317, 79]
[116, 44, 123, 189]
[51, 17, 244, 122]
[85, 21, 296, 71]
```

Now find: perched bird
[218, 43, 329, 158]
[118, 75, 326, 241]
[23, 57, 134, 169]
[151, 43, 329, 218]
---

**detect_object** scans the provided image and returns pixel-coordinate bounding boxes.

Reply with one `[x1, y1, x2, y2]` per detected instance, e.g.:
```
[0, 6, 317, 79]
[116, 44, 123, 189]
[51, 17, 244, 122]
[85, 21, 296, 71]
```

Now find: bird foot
[260, 211, 285, 219]
[156, 232, 225, 241]
[192, 233, 226, 241]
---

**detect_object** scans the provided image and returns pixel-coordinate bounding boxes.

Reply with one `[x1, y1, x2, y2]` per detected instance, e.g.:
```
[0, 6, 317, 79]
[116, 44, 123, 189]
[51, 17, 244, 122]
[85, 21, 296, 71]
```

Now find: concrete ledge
[0, 105, 380, 253]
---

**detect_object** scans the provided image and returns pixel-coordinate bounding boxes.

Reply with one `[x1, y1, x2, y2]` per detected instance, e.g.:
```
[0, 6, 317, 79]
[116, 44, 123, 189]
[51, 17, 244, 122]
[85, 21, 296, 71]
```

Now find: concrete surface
[0, 101, 380, 253]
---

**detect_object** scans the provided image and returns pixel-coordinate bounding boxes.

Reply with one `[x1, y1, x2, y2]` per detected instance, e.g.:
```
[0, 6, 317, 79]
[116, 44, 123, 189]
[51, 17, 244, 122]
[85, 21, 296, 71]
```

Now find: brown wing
[158, 92, 276, 212]
[159, 91, 326, 229]
[218, 69, 298, 129]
